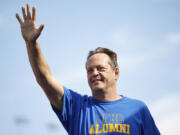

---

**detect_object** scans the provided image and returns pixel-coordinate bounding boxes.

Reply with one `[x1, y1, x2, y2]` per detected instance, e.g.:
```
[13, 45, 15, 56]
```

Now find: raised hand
[16, 4, 44, 43]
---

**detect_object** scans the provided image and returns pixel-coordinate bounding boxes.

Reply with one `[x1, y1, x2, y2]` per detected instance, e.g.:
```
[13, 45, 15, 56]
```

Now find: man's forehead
[88, 53, 110, 61]
[86, 53, 111, 68]
[88, 53, 110, 60]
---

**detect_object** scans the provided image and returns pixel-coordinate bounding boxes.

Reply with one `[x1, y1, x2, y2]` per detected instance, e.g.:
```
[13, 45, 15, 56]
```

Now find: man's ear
[114, 67, 119, 80]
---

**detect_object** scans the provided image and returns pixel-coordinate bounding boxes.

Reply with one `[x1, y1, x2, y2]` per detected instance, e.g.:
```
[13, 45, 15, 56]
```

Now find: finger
[32, 7, 36, 21]
[26, 3, 32, 19]
[16, 13, 23, 25]
[22, 6, 27, 20]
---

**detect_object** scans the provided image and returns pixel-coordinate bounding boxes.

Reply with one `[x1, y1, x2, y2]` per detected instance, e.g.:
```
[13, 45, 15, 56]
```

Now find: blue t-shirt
[52, 87, 160, 135]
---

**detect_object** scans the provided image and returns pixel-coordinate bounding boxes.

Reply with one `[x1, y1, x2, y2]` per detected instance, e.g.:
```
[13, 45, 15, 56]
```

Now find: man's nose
[92, 69, 99, 76]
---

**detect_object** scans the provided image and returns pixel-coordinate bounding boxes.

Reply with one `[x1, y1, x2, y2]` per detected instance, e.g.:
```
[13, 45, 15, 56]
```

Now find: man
[16, 4, 160, 135]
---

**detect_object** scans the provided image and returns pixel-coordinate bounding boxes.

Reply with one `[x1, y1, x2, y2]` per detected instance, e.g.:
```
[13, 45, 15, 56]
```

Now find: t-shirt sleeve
[51, 86, 83, 133]
[141, 104, 161, 135]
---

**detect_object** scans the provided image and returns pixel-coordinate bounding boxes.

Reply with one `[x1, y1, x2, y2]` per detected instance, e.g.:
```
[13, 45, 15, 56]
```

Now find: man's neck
[92, 88, 122, 101]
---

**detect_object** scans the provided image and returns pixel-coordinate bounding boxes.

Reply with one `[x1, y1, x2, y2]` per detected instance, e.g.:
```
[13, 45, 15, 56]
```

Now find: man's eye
[98, 67, 105, 71]
[88, 69, 93, 73]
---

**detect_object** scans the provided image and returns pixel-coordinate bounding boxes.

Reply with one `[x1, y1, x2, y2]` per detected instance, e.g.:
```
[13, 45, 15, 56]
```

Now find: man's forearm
[25, 41, 51, 85]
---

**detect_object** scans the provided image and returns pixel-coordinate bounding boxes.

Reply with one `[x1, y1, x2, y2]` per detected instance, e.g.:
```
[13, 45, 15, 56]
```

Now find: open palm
[16, 4, 44, 43]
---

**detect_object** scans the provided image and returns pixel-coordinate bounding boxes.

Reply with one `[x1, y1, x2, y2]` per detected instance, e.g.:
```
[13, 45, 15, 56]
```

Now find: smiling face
[86, 53, 119, 95]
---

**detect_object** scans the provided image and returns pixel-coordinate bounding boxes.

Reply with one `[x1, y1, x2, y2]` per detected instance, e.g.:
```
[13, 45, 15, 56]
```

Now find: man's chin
[90, 83, 105, 92]
[92, 87, 104, 93]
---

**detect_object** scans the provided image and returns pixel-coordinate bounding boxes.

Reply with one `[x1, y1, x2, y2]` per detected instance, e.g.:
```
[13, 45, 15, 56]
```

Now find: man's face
[86, 53, 119, 94]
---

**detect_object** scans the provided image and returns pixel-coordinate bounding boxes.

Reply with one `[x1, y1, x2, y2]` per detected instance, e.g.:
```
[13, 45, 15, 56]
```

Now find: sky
[0, 0, 180, 134]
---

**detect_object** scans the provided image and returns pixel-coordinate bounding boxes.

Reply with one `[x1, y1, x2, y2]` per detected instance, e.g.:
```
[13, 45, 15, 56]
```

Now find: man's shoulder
[123, 96, 147, 108]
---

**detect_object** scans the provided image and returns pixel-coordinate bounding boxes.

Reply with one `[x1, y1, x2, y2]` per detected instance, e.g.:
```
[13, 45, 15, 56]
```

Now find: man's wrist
[25, 40, 37, 46]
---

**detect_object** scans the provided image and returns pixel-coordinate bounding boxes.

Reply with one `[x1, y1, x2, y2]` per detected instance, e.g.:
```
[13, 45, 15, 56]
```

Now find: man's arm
[16, 4, 64, 112]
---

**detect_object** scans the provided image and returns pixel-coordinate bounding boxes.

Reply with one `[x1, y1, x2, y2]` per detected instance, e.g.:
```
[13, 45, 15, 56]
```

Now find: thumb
[34, 24, 44, 39]
[38, 24, 44, 34]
